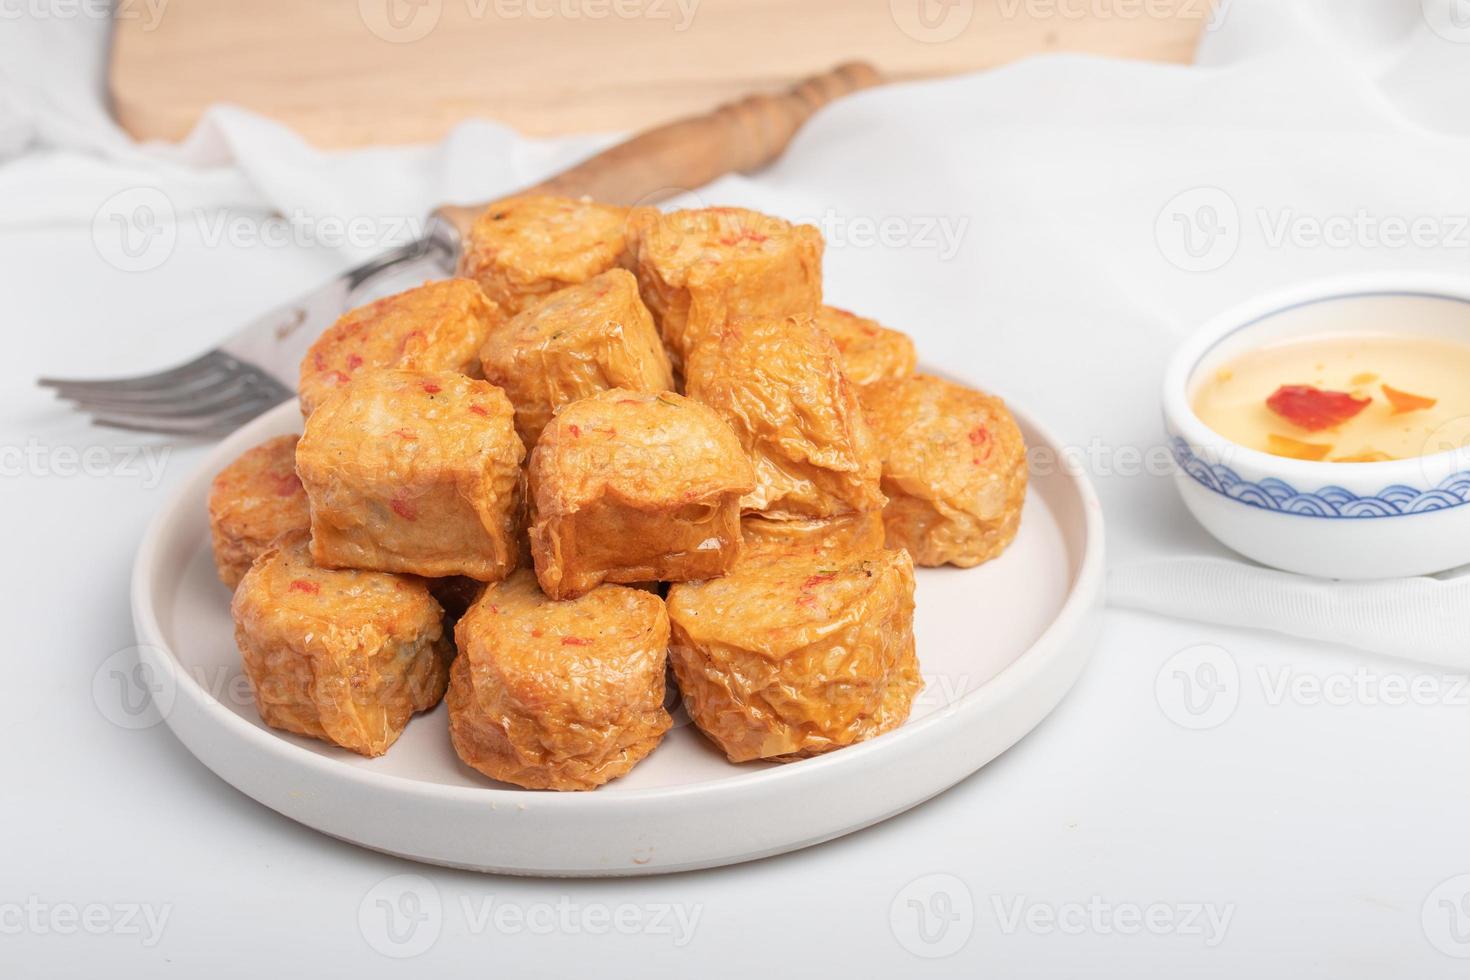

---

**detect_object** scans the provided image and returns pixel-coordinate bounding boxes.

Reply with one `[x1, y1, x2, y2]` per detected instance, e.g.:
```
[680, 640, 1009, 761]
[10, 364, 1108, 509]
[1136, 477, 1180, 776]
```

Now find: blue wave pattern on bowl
[1170, 437, 1470, 519]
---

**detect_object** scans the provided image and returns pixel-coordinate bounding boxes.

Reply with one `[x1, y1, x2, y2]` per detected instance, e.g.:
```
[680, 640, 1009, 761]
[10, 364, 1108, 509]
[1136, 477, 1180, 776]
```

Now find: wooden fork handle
[433, 61, 883, 240]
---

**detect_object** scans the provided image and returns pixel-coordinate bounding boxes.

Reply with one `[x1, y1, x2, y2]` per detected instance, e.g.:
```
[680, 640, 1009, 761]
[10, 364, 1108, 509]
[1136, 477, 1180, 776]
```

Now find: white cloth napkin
[6, 0, 1470, 666]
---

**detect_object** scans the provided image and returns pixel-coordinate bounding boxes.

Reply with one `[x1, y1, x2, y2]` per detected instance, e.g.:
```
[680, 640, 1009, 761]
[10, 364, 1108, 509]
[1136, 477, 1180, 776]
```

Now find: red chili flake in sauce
[801, 573, 837, 590]
[568, 424, 581, 438]
[468, 405, 489, 417]
[394, 428, 417, 440]
[312, 352, 327, 371]
[1266, 385, 1371, 432]
[561, 636, 593, 646]
[324, 371, 350, 386]
[531, 629, 543, 638]
[390, 498, 418, 521]
[346, 353, 363, 370]
[288, 579, 320, 594]
[421, 382, 442, 395]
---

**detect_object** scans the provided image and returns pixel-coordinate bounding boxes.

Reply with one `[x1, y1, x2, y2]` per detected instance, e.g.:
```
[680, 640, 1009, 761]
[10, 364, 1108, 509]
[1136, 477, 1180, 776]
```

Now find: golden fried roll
[815, 306, 917, 387]
[668, 548, 920, 763]
[628, 206, 823, 368]
[528, 389, 755, 599]
[741, 511, 886, 561]
[297, 369, 525, 581]
[207, 435, 312, 588]
[447, 571, 672, 790]
[685, 315, 884, 519]
[298, 278, 501, 417]
[457, 195, 632, 317]
[861, 374, 1028, 567]
[231, 532, 451, 757]
[480, 269, 674, 448]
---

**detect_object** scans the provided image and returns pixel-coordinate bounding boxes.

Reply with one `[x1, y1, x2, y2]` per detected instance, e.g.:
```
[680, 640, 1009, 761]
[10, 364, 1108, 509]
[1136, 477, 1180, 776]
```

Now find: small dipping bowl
[1163, 275, 1470, 580]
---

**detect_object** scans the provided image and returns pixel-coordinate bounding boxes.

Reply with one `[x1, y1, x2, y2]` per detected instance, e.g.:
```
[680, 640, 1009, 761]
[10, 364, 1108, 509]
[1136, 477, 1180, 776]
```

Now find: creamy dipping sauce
[1192, 334, 1470, 462]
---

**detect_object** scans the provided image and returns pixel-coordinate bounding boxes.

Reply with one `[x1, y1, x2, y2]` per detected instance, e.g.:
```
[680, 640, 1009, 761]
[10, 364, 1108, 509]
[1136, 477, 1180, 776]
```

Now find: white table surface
[6, 187, 1470, 980]
[8, 3, 1470, 974]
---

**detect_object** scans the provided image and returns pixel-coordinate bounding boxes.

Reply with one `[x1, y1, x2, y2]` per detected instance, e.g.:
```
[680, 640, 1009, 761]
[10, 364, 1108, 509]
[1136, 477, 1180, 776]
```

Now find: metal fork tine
[38, 350, 230, 395]
[46, 372, 245, 407]
[91, 417, 247, 438]
[55, 376, 271, 417]
[70, 393, 258, 422]
[46, 353, 294, 430]
[88, 395, 280, 436]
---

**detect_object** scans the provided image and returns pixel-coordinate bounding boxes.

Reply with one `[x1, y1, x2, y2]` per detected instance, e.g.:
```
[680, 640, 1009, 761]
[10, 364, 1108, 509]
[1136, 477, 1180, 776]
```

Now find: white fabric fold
[1109, 557, 1470, 670]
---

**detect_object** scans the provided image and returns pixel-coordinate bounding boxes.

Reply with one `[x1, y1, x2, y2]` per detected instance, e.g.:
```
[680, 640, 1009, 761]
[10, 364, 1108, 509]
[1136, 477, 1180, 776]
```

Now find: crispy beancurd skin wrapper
[448, 571, 673, 790]
[298, 278, 501, 418]
[457, 195, 632, 317]
[627, 206, 823, 369]
[528, 388, 755, 599]
[667, 548, 920, 763]
[208, 435, 311, 588]
[740, 511, 886, 562]
[231, 532, 451, 757]
[862, 374, 1027, 567]
[815, 306, 917, 387]
[480, 268, 673, 448]
[685, 315, 884, 519]
[296, 369, 526, 582]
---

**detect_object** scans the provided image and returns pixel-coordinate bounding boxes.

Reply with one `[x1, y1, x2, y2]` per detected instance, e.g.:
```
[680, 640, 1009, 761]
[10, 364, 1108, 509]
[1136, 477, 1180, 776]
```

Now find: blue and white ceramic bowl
[1163, 275, 1470, 580]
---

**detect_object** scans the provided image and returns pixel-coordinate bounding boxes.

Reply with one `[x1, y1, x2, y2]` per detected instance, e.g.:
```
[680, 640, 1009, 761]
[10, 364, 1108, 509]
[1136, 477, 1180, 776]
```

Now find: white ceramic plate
[131, 385, 1104, 876]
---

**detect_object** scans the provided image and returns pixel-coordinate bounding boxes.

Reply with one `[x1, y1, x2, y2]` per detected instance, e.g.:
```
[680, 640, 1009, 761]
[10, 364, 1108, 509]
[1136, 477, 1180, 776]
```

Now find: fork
[39, 62, 882, 438]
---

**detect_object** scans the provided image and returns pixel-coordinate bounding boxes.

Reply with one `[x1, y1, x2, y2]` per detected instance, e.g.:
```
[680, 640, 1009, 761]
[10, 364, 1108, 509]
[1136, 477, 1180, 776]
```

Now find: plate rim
[130, 386, 1104, 855]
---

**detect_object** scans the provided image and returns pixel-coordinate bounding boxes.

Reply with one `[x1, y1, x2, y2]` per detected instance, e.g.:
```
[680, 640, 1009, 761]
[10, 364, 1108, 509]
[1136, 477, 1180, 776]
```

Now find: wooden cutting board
[110, 0, 1213, 147]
